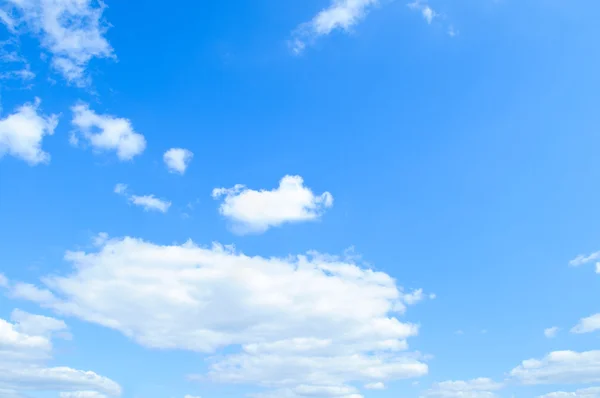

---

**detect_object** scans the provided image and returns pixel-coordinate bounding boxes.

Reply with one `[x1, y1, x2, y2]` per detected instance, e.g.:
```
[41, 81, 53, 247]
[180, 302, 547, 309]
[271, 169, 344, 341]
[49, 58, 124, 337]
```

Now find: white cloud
[421, 378, 503, 398]
[596, 263, 600, 274]
[60, 392, 108, 398]
[290, 0, 378, 54]
[212, 175, 333, 234]
[183, 395, 201, 398]
[114, 183, 171, 213]
[0, 98, 58, 165]
[538, 387, 600, 398]
[71, 103, 146, 161]
[10, 235, 428, 396]
[571, 314, 600, 334]
[0, 310, 120, 396]
[164, 148, 193, 174]
[569, 251, 600, 267]
[1, 0, 114, 85]
[544, 326, 559, 338]
[408, 1, 437, 24]
[0, 273, 8, 287]
[510, 350, 600, 384]
[364, 382, 385, 390]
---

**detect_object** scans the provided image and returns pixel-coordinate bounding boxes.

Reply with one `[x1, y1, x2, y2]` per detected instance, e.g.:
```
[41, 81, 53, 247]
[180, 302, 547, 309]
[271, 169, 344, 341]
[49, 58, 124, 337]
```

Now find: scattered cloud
[290, 0, 378, 54]
[571, 314, 600, 334]
[596, 263, 599, 274]
[114, 184, 171, 213]
[364, 382, 385, 390]
[538, 387, 600, 398]
[164, 148, 193, 174]
[71, 103, 146, 161]
[183, 395, 201, 398]
[569, 251, 600, 267]
[544, 327, 559, 338]
[0, 98, 58, 165]
[10, 235, 428, 396]
[408, 1, 437, 24]
[0, 0, 114, 85]
[212, 175, 333, 234]
[421, 378, 503, 398]
[0, 309, 120, 396]
[60, 392, 108, 398]
[510, 350, 600, 384]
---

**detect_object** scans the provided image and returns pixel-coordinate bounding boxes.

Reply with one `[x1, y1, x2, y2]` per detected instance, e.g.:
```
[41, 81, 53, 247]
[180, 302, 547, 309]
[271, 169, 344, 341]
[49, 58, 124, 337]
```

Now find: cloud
[10, 235, 428, 396]
[0, 310, 120, 396]
[164, 148, 193, 174]
[569, 251, 600, 267]
[60, 392, 109, 398]
[0, 98, 58, 165]
[0, 273, 8, 287]
[71, 103, 146, 161]
[114, 184, 171, 213]
[408, 1, 437, 24]
[212, 175, 333, 234]
[510, 350, 600, 384]
[364, 382, 385, 390]
[571, 314, 600, 334]
[596, 263, 600, 274]
[421, 378, 503, 398]
[1, 0, 114, 85]
[538, 387, 600, 398]
[183, 395, 201, 398]
[544, 327, 559, 338]
[290, 0, 378, 54]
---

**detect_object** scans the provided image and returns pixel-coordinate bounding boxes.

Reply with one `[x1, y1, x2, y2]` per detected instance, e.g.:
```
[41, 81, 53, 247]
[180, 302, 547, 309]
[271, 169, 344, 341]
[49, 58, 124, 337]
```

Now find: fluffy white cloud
[114, 183, 171, 213]
[0, 309, 120, 396]
[408, 1, 437, 24]
[421, 378, 503, 398]
[10, 235, 427, 396]
[571, 314, 600, 334]
[544, 326, 559, 338]
[164, 148, 193, 174]
[510, 350, 600, 384]
[212, 175, 333, 234]
[539, 387, 600, 398]
[71, 104, 146, 161]
[290, 0, 378, 54]
[0, 98, 58, 165]
[1, 0, 114, 85]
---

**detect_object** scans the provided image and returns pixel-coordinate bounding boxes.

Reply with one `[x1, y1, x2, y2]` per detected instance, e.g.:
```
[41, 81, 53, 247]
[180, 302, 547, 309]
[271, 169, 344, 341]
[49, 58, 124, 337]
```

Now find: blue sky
[1, 0, 600, 398]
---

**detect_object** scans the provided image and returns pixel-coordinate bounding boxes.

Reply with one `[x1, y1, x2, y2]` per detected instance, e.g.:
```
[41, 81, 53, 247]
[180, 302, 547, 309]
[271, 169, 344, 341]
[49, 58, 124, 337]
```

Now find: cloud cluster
[0, 307, 120, 396]
[71, 103, 146, 161]
[212, 175, 333, 234]
[9, 235, 428, 397]
[1, 0, 114, 85]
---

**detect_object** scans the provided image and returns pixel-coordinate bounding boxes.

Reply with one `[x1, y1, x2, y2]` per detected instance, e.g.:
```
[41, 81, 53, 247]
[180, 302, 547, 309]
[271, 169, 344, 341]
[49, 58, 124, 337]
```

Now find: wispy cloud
[408, 1, 437, 24]
[114, 184, 171, 213]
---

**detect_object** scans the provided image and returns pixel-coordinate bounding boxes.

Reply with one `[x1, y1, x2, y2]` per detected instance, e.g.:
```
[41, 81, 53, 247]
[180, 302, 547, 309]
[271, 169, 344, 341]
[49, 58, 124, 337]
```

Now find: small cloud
[0, 273, 8, 287]
[455, 330, 464, 335]
[569, 251, 600, 267]
[114, 184, 171, 213]
[571, 314, 600, 334]
[448, 25, 458, 37]
[544, 326, 559, 339]
[163, 148, 193, 174]
[364, 382, 385, 390]
[408, 0, 437, 24]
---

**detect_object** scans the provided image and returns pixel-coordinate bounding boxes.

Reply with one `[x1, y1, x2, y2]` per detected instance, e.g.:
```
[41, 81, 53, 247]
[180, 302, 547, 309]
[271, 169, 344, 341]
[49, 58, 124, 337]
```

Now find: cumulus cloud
[408, 1, 437, 24]
[0, 0, 114, 85]
[71, 103, 146, 161]
[421, 378, 503, 398]
[212, 175, 333, 234]
[10, 235, 427, 396]
[510, 350, 600, 384]
[544, 326, 559, 338]
[0, 98, 58, 165]
[569, 251, 600, 267]
[0, 309, 120, 396]
[538, 387, 600, 398]
[164, 148, 193, 174]
[290, 0, 378, 54]
[114, 183, 171, 213]
[571, 314, 600, 334]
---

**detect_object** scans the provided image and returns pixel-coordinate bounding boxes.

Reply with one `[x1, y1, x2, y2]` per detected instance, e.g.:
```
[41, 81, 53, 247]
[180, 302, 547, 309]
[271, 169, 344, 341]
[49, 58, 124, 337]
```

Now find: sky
[0, 0, 600, 398]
